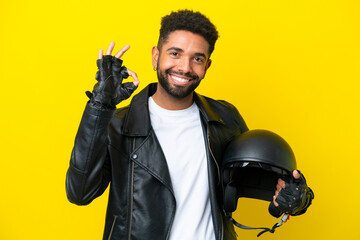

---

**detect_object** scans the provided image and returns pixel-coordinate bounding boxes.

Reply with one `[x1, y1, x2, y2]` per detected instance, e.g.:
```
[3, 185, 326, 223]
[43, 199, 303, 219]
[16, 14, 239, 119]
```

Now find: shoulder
[203, 96, 239, 114]
[196, 94, 248, 133]
[114, 105, 130, 119]
[106, 105, 130, 135]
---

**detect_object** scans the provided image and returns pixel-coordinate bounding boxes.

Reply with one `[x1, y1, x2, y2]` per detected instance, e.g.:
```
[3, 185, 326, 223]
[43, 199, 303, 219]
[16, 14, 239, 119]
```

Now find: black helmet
[222, 129, 297, 213]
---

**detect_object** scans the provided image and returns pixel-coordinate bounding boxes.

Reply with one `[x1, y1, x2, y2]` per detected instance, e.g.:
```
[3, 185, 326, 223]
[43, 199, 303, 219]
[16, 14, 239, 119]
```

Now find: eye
[170, 52, 179, 57]
[194, 57, 204, 63]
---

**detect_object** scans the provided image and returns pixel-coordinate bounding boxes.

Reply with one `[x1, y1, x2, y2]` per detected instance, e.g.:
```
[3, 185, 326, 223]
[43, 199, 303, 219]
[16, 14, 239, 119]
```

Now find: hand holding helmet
[221, 129, 314, 236]
[269, 170, 314, 218]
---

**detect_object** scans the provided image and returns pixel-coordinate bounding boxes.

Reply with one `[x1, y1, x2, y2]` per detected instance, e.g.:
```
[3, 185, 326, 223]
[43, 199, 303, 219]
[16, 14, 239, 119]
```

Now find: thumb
[293, 170, 301, 179]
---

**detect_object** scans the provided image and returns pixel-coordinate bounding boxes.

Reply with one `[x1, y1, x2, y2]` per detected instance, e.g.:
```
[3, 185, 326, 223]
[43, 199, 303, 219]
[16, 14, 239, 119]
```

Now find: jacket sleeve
[66, 103, 115, 205]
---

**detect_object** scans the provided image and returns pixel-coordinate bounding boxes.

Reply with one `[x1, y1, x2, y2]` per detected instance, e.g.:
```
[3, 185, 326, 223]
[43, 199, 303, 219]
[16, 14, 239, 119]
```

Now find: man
[66, 10, 311, 240]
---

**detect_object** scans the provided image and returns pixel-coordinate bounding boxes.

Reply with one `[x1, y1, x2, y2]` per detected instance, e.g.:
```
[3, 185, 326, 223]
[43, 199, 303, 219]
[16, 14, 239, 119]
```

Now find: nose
[177, 57, 191, 73]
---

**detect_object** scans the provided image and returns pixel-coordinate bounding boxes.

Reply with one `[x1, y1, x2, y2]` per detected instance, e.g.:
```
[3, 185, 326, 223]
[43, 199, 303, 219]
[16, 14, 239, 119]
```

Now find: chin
[164, 77, 200, 99]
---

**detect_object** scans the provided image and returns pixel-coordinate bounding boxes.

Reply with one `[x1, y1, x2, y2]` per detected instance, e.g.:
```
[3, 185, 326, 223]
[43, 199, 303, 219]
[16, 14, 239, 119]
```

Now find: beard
[157, 67, 201, 99]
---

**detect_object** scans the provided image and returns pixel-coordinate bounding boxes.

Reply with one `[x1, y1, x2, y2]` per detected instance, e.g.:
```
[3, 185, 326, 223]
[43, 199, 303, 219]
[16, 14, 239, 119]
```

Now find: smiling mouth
[165, 69, 199, 86]
[171, 75, 191, 83]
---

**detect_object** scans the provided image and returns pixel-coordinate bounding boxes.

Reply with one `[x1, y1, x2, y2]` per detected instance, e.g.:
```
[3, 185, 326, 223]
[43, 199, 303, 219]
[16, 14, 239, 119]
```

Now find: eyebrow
[166, 47, 207, 59]
[167, 47, 183, 52]
[194, 52, 207, 59]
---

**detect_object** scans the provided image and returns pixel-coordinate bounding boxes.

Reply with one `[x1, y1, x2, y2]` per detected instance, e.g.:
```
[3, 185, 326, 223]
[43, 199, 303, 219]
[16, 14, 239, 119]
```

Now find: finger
[105, 41, 115, 56]
[278, 178, 286, 188]
[274, 190, 280, 198]
[293, 170, 301, 179]
[115, 44, 130, 59]
[98, 49, 103, 59]
[273, 196, 279, 207]
[127, 68, 140, 86]
[276, 184, 282, 192]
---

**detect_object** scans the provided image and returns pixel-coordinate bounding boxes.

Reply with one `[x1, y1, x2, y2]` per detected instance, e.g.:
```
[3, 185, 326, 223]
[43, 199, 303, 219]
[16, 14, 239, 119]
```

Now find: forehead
[162, 30, 210, 57]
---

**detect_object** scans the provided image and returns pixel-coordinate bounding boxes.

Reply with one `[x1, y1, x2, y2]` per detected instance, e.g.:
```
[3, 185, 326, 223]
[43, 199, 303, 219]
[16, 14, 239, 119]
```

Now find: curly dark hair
[158, 10, 219, 56]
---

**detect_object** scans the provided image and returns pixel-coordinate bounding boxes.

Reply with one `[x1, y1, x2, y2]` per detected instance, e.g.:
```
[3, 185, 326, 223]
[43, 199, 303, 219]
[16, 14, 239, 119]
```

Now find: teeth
[172, 76, 189, 83]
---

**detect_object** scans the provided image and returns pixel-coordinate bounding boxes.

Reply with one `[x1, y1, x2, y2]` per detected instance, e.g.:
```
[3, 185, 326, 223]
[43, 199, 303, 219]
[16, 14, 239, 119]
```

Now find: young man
[66, 10, 311, 240]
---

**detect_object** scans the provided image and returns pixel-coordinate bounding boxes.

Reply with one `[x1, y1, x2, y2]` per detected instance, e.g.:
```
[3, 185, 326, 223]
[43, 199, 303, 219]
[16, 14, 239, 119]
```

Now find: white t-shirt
[148, 97, 215, 240]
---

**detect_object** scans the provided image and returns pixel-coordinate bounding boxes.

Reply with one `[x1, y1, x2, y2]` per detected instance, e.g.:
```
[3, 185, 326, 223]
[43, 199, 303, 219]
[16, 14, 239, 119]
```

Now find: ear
[152, 46, 159, 68]
[204, 59, 212, 74]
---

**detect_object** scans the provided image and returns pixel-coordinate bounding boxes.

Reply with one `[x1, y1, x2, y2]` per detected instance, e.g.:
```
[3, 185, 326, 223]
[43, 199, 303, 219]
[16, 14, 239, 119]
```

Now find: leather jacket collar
[122, 83, 225, 137]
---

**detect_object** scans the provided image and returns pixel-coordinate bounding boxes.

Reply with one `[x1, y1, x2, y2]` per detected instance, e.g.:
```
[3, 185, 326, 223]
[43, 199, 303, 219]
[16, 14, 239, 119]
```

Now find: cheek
[193, 65, 207, 78]
[158, 55, 176, 70]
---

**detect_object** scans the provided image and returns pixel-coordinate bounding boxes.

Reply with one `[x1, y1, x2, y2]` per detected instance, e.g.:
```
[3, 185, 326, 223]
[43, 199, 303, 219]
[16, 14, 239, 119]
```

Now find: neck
[152, 85, 194, 110]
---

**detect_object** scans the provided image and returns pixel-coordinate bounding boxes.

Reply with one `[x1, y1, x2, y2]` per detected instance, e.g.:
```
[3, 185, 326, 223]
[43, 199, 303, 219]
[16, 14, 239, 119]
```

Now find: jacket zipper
[207, 128, 221, 186]
[207, 126, 223, 240]
[108, 216, 117, 240]
[128, 138, 136, 240]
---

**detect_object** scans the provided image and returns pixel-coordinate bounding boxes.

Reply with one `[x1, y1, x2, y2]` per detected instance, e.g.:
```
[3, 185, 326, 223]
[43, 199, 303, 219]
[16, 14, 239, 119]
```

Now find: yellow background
[1, 0, 359, 239]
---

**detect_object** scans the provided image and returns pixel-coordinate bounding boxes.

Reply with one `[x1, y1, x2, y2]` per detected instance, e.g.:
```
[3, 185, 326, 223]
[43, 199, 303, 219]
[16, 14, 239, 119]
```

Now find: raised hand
[88, 42, 139, 109]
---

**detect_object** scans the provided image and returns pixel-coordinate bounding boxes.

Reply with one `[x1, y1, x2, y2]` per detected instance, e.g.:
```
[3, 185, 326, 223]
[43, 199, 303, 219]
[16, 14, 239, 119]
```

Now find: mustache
[165, 69, 199, 81]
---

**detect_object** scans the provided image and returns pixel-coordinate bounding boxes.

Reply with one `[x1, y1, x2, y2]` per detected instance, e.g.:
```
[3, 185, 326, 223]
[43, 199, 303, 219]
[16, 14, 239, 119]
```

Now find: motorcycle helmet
[222, 129, 297, 213]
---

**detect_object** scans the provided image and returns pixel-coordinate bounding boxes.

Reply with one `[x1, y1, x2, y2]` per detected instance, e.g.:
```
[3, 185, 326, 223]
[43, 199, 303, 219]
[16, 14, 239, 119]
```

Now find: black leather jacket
[66, 83, 248, 240]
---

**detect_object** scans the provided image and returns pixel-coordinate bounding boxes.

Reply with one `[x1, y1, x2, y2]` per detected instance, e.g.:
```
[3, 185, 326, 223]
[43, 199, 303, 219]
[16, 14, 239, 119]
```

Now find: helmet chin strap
[225, 211, 289, 237]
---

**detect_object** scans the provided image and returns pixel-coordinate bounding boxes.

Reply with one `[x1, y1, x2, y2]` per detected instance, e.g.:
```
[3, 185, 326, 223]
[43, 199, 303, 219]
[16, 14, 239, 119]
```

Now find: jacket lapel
[194, 93, 225, 124]
[194, 93, 226, 164]
[122, 83, 173, 192]
[131, 131, 174, 194]
[121, 83, 157, 137]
